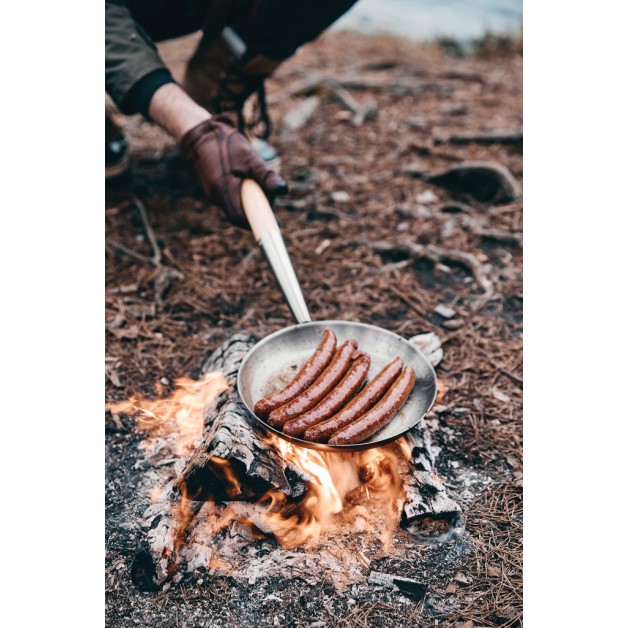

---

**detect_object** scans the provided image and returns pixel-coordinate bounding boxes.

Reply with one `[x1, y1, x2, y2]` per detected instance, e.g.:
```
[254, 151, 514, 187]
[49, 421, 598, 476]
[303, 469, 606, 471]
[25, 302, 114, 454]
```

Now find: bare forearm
[148, 83, 212, 142]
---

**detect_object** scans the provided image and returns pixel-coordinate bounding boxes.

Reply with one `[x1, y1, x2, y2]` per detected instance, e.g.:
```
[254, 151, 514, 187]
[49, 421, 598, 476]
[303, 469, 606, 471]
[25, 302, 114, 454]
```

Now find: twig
[286, 77, 378, 127]
[438, 70, 485, 83]
[388, 285, 428, 318]
[497, 366, 523, 386]
[435, 129, 522, 146]
[106, 238, 154, 266]
[475, 228, 522, 246]
[458, 216, 522, 247]
[132, 198, 162, 266]
[107, 200, 183, 306]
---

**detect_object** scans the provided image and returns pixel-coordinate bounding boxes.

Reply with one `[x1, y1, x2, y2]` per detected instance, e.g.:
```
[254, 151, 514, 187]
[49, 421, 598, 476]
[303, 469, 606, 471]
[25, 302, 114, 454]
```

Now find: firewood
[400, 418, 462, 540]
[435, 129, 523, 146]
[177, 333, 310, 502]
[135, 334, 462, 589]
[427, 161, 521, 204]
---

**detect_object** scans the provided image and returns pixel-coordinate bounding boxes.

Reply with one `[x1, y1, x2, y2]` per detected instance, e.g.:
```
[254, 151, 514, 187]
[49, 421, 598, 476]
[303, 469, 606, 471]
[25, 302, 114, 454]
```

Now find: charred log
[400, 418, 462, 540]
[177, 333, 310, 502]
[136, 333, 462, 589]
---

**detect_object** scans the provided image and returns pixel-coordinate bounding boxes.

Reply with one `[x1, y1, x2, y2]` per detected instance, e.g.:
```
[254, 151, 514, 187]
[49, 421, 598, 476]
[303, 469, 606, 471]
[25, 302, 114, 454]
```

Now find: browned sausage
[283, 354, 371, 437]
[328, 365, 415, 445]
[254, 329, 337, 419]
[303, 357, 403, 443]
[267, 339, 358, 428]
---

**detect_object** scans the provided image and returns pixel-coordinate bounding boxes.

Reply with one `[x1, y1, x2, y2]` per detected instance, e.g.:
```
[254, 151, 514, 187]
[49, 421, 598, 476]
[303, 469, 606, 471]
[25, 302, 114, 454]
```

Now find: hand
[180, 114, 287, 228]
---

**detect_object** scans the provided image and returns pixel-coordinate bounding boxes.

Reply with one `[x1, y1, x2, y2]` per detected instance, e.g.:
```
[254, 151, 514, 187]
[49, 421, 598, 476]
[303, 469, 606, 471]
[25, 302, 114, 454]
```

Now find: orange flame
[435, 379, 447, 404]
[106, 371, 229, 456]
[111, 370, 410, 554]
[260, 435, 406, 549]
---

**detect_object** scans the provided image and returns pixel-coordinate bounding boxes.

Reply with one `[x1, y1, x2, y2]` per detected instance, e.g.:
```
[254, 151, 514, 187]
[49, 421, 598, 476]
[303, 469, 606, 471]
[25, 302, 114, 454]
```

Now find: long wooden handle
[241, 179, 279, 241]
[239, 178, 312, 323]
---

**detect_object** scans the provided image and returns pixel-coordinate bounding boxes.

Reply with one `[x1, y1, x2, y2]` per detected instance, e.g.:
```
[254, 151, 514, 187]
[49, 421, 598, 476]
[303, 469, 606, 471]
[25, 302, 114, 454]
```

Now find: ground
[106, 31, 522, 627]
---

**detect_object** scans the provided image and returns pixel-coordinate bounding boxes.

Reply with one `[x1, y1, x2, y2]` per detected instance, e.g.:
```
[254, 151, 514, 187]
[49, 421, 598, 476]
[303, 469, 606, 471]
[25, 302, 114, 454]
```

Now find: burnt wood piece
[136, 334, 311, 589]
[427, 161, 521, 204]
[435, 129, 523, 146]
[400, 418, 462, 539]
[178, 333, 311, 502]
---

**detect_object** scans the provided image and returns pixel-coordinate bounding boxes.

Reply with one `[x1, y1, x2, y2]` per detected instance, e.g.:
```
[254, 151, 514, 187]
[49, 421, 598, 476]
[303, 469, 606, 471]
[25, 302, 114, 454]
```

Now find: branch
[105, 238, 154, 265]
[132, 198, 162, 266]
[435, 129, 523, 146]
[369, 239, 494, 296]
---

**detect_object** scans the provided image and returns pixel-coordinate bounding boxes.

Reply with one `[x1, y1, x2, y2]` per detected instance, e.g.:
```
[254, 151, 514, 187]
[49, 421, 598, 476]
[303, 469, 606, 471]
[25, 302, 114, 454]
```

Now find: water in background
[333, 0, 522, 41]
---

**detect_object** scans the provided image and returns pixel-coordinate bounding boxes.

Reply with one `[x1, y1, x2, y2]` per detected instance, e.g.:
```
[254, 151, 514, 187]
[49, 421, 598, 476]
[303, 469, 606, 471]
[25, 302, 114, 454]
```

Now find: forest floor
[106, 30, 522, 627]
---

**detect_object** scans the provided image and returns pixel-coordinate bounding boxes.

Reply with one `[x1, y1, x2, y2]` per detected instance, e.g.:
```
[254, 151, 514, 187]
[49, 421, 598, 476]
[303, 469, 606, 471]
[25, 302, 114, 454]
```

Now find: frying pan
[236, 180, 437, 452]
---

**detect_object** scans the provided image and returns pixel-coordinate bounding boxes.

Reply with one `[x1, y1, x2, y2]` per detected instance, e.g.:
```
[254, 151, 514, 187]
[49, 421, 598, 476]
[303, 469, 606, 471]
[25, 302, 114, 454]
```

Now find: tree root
[368, 239, 495, 298]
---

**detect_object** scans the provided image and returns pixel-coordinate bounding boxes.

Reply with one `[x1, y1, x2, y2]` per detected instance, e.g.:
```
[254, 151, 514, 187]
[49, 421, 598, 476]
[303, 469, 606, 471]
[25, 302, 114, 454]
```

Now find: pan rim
[236, 319, 438, 453]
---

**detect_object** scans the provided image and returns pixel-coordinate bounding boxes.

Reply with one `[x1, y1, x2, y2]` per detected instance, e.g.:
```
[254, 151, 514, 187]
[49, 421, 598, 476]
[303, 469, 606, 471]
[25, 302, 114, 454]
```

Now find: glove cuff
[180, 114, 237, 159]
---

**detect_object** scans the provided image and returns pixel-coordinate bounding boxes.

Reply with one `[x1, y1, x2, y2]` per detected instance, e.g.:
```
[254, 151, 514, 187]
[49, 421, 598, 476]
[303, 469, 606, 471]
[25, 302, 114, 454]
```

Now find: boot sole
[105, 154, 130, 179]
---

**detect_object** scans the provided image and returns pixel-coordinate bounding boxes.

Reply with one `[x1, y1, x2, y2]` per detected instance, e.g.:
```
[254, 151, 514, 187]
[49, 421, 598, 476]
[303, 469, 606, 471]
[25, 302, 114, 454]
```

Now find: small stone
[434, 304, 456, 319]
[453, 572, 470, 585]
[452, 407, 470, 416]
[408, 116, 426, 130]
[315, 239, 331, 255]
[445, 583, 458, 594]
[441, 318, 465, 329]
[397, 222, 410, 231]
[416, 189, 439, 204]
[415, 204, 433, 217]
[331, 191, 350, 203]
[264, 594, 283, 603]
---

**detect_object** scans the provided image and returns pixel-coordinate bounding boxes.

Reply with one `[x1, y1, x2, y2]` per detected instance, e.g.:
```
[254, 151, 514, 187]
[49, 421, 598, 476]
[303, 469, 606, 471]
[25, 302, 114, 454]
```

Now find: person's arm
[105, 0, 175, 117]
[105, 1, 287, 228]
[148, 84, 211, 142]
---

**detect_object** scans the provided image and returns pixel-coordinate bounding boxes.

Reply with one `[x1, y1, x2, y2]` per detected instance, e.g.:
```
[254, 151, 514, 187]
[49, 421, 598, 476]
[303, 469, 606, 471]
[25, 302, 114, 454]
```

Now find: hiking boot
[182, 28, 282, 164]
[106, 113, 130, 179]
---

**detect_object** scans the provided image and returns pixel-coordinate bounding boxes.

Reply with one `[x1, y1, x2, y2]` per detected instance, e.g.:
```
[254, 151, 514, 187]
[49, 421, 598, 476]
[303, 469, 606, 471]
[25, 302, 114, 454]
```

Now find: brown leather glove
[180, 114, 287, 228]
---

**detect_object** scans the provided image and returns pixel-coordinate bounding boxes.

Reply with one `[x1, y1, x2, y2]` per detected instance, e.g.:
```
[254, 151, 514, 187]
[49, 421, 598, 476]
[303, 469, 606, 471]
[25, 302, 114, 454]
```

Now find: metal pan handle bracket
[241, 179, 311, 324]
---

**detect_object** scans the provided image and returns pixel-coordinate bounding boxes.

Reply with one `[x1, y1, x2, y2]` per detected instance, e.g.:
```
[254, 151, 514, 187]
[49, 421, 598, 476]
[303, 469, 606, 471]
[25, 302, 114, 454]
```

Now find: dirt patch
[106, 30, 522, 626]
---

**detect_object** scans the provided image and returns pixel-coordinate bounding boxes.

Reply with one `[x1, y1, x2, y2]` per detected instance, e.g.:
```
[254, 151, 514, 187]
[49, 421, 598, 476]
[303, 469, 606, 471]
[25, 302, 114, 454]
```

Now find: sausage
[283, 354, 371, 437]
[303, 357, 403, 443]
[267, 339, 358, 428]
[328, 365, 415, 445]
[254, 329, 337, 419]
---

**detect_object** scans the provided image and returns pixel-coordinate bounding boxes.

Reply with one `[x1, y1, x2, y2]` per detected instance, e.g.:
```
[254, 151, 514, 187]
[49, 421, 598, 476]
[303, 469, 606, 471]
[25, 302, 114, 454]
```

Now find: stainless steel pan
[236, 180, 437, 452]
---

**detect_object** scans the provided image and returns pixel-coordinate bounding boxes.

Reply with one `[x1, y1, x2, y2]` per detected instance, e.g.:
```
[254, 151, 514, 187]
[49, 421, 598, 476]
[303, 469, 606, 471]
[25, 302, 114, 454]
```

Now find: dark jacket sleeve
[105, 0, 175, 117]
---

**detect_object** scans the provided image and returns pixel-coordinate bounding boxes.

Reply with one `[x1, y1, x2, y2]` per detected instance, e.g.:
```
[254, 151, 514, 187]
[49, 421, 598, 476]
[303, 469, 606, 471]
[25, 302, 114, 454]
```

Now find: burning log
[178, 333, 311, 502]
[134, 333, 462, 590]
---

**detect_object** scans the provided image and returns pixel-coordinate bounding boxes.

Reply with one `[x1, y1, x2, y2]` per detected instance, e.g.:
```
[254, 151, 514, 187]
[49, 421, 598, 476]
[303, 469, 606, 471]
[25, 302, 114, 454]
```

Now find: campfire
[108, 333, 462, 592]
